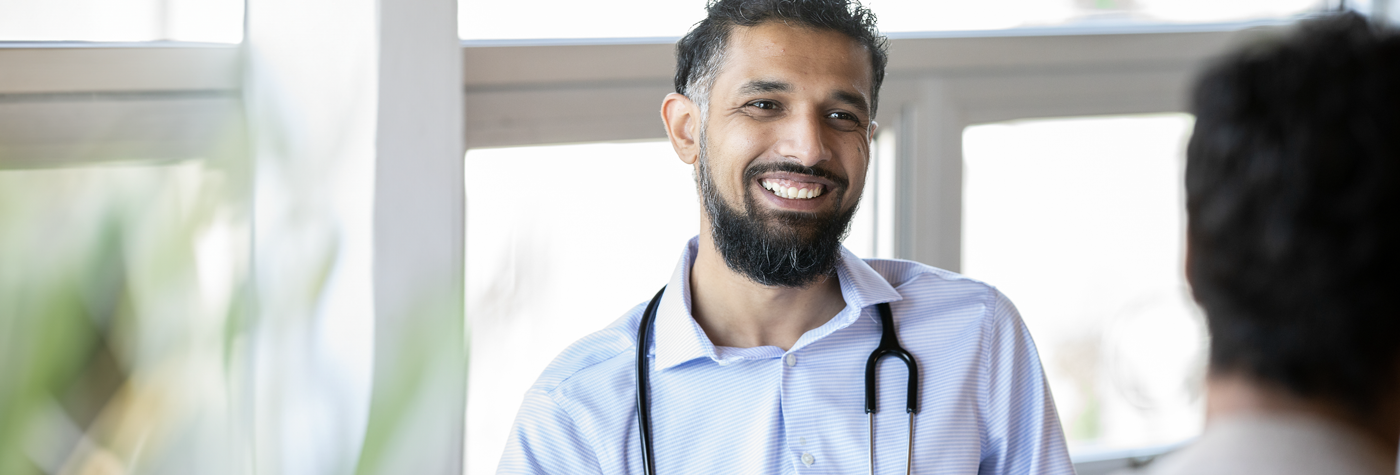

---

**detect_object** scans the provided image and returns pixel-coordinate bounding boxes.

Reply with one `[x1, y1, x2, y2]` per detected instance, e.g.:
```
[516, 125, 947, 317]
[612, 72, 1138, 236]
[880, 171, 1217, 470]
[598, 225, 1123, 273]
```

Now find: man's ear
[662, 93, 701, 165]
[867, 120, 879, 143]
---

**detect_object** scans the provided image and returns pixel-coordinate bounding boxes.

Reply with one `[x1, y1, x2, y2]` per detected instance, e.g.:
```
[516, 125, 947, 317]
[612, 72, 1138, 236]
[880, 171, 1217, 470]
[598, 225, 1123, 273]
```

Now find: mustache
[743, 162, 850, 191]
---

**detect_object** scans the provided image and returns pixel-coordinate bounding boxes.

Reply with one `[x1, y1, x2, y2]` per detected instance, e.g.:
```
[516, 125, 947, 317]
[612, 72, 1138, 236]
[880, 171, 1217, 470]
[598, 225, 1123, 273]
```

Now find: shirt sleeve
[978, 289, 1077, 475]
[496, 387, 605, 475]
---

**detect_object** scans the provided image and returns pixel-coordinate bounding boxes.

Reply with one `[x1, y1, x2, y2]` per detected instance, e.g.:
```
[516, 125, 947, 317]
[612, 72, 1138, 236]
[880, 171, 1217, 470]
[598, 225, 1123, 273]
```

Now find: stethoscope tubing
[635, 286, 919, 475]
[635, 286, 667, 475]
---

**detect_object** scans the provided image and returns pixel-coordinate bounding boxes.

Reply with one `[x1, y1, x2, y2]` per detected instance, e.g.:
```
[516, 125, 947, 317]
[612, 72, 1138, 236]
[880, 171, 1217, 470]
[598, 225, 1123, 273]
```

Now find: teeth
[761, 179, 824, 200]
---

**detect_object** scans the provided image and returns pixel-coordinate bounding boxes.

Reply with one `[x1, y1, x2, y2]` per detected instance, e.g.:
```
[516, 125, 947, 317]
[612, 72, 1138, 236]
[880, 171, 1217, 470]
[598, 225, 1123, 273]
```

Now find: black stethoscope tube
[635, 286, 919, 475]
[635, 286, 667, 475]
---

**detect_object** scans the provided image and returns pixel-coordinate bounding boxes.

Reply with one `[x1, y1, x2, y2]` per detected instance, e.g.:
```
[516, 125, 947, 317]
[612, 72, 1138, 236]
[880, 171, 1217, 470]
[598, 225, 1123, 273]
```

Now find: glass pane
[0, 0, 244, 43]
[961, 114, 1206, 456]
[463, 141, 700, 474]
[871, 0, 1326, 33]
[844, 129, 896, 259]
[459, 0, 1326, 41]
[460, 0, 706, 41]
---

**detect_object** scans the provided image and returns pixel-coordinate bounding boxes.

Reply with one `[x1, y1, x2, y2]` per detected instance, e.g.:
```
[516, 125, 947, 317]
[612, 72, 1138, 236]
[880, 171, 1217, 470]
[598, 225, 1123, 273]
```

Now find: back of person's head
[673, 0, 888, 116]
[1186, 11, 1400, 417]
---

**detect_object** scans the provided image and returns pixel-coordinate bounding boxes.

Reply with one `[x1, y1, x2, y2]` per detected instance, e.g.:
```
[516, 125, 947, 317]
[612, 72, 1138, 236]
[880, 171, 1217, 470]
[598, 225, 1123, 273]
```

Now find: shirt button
[785, 354, 798, 367]
[801, 452, 815, 466]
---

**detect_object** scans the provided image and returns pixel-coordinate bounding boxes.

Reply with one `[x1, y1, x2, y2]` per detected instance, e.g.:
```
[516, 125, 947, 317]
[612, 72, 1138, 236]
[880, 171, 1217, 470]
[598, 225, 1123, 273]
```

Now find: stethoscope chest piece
[866, 301, 919, 475]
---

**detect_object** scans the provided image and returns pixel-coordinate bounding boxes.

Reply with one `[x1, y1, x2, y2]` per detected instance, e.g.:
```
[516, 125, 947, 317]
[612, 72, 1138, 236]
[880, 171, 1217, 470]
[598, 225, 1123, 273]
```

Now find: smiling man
[497, 1, 1072, 473]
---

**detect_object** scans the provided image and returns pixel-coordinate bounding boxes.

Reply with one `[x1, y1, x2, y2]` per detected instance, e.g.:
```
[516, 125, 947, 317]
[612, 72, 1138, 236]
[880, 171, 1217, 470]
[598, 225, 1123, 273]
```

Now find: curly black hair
[674, 0, 888, 118]
[1186, 11, 1400, 417]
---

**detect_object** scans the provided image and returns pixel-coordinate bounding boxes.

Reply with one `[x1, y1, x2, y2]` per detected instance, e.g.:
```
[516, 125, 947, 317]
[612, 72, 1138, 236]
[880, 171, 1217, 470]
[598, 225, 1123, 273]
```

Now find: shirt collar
[650, 237, 903, 370]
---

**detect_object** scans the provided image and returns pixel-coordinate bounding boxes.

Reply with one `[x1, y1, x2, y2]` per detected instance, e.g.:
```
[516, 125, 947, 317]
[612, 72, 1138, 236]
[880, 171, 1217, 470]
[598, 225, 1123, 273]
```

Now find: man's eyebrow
[737, 79, 791, 95]
[736, 79, 871, 115]
[832, 90, 870, 115]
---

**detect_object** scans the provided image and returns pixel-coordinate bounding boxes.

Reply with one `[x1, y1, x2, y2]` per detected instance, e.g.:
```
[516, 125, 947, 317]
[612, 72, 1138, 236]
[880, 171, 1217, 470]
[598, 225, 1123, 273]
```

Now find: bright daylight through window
[962, 114, 1205, 456]
[0, 0, 244, 42]
[463, 141, 698, 475]
[459, 0, 1326, 40]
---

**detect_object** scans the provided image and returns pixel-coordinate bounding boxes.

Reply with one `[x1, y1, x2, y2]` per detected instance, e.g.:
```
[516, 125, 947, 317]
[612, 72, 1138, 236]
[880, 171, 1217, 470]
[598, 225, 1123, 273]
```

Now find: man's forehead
[713, 23, 874, 103]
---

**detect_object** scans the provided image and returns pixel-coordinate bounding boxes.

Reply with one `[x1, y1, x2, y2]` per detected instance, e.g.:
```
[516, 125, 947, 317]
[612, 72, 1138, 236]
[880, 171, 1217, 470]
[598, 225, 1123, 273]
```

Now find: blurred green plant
[0, 162, 251, 474]
[354, 292, 466, 475]
[1, 144, 467, 475]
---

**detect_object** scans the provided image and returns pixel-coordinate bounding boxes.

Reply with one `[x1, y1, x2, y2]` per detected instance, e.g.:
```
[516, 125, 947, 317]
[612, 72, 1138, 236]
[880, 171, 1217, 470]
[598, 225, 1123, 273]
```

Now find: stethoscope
[635, 286, 921, 475]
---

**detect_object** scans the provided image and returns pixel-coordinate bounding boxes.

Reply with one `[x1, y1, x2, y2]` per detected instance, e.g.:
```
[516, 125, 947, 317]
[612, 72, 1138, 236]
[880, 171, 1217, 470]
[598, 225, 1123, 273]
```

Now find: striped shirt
[498, 238, 1075, 474]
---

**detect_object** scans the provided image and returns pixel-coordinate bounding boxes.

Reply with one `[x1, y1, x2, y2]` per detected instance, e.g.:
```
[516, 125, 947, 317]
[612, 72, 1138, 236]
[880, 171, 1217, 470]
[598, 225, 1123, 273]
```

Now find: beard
[697, 141, 859, 288]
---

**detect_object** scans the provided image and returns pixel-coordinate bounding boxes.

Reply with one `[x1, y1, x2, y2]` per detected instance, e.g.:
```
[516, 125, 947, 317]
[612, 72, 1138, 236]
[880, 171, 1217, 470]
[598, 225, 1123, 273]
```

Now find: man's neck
[688, 233, 847, 351]
[1206, 372, 1400, 465]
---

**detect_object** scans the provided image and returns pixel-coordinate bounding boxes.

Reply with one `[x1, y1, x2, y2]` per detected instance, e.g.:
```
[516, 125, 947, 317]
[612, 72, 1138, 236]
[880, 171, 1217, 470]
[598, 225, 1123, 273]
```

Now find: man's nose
[773, 113, 831, 167]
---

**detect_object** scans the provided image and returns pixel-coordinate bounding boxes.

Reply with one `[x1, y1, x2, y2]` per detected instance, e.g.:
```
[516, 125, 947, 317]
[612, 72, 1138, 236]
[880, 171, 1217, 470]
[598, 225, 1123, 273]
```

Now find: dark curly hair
[674, 0, 888, 118]
[1186, 11, 1400, 417]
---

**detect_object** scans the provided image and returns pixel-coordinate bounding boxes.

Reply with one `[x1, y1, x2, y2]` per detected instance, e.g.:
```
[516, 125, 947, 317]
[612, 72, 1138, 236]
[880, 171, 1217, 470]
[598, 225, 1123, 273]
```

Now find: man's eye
[826, 111, 858, 122]
[826, 111, 864, 131]
[748, 100, 779, 110]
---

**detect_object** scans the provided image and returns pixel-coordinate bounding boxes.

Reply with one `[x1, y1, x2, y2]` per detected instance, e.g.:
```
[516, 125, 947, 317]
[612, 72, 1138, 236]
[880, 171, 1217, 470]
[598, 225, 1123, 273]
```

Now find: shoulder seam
[542, 340, 636, 396]
[977, 284, 997, 457]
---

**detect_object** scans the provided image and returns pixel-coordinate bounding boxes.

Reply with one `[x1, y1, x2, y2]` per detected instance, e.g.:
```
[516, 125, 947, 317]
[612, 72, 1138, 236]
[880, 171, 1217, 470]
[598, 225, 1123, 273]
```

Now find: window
[844, 129, 896, 259]
[458, 0, 1327, 41]
[0, 0, 244, 43]
[872, 0, 1325, 33]
[962, 114, 1206, 456]
[0, 0, 249, 466]
[463, 140, 699, 474]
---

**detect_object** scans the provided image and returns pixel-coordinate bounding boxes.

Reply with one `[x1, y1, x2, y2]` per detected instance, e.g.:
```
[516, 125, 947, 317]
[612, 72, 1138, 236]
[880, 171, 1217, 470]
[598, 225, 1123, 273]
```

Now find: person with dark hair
[498, 1, 1073, 473]
[1140, 11, 1400, 475]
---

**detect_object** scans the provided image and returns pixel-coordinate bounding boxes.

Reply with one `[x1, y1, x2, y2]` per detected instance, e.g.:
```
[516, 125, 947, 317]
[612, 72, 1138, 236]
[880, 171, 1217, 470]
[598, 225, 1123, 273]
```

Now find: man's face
[696, 23, 876, 286]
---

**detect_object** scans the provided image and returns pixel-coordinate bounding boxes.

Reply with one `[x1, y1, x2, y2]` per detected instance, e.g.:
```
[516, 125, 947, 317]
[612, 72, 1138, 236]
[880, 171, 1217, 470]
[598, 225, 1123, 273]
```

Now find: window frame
[0, 43, 243, 169]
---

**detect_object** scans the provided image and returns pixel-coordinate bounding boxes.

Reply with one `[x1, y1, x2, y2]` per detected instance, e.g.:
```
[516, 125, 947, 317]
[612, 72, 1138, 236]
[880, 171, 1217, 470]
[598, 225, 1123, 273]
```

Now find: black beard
[698, 150, 858, 288]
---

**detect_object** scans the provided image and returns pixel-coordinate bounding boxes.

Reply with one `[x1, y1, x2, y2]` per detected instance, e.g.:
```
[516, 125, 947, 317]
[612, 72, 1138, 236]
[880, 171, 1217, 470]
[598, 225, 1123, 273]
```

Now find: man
[1139, 12, 1400, 475]
[498, 1, 1073, 473]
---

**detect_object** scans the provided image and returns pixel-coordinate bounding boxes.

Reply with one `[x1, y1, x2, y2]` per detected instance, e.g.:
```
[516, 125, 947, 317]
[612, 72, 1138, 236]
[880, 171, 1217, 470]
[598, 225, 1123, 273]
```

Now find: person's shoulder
[1130, 415, 1397, 475]
[861, 257, 1004, 300]
[857, 257, 1021, 335]
[529, 301, 647, 397]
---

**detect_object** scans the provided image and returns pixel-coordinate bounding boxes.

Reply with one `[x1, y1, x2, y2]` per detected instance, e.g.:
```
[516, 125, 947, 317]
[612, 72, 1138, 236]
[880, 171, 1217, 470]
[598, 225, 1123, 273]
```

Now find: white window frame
[0, 43, 243, 168]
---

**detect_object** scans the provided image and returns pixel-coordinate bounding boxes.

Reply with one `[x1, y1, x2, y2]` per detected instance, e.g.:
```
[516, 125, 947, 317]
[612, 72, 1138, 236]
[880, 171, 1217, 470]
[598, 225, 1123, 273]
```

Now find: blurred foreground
[0, 159, 460, 474]
[0, 162, 252, 474]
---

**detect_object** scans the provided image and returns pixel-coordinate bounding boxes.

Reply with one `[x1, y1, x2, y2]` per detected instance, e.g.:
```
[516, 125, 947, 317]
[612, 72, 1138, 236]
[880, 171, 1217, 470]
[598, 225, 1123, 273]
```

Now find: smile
[761, 178, 826, 200]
